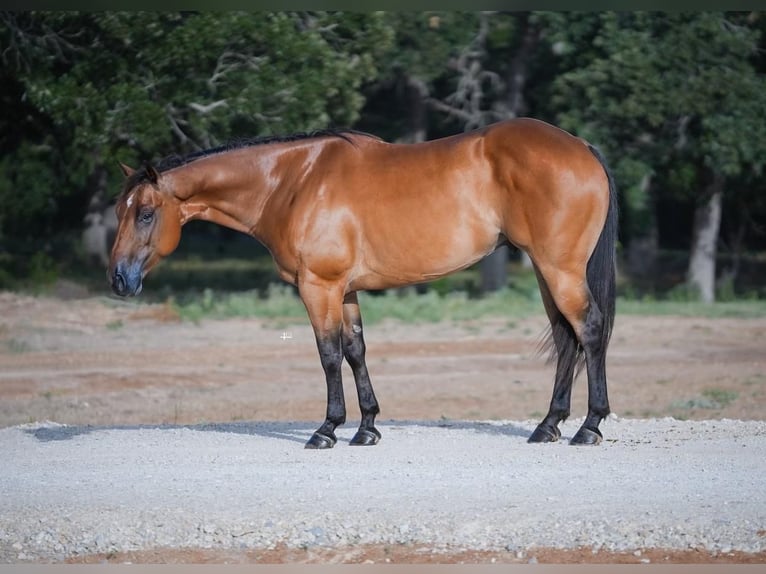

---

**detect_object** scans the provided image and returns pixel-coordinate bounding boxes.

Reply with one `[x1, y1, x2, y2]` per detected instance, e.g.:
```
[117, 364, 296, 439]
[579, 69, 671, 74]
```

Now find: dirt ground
[2, 287, 764, 428]
[2, 285, 765, 564]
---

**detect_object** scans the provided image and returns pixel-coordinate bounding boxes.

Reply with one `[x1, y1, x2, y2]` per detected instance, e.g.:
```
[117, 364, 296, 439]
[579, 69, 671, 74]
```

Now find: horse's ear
[144, 164, 160, 185]
[118, 162, 136, 178]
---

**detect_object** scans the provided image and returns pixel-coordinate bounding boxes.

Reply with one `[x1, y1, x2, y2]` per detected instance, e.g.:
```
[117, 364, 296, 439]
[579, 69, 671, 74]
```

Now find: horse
[108, 117, 618, 449]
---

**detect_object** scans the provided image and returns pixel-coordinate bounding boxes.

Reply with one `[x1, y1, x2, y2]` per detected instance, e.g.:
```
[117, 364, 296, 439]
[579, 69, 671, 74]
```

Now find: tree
[360, 12, 479, 144]
[548, 12, 766, 301]
[0, 12, 392, 271]
[423, 12, 548, 292]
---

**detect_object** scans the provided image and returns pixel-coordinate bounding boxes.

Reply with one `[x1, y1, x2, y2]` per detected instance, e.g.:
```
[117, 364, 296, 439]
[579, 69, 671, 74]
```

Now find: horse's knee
[581, 301, 604, 351]
[341, 325, 366, 367]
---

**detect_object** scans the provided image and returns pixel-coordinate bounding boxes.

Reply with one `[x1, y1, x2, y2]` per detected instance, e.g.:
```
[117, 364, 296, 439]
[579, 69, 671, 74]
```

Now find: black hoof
[528, 424, 561, 443]
[349, 427, 381, 446]
[305, 432, 337, 449]
[570, 426, 602, 446]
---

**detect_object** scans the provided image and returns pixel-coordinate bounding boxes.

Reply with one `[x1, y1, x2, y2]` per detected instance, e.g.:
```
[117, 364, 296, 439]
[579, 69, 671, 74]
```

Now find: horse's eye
[138, 209, 154, 225]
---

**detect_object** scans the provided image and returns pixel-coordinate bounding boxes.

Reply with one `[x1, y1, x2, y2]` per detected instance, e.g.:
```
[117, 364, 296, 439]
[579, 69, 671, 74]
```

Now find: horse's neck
[171, 152, 276, 237]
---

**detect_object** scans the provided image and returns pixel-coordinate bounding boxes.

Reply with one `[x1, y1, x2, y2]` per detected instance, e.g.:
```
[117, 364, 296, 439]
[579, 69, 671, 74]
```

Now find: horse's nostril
[112, 272, 127, 295]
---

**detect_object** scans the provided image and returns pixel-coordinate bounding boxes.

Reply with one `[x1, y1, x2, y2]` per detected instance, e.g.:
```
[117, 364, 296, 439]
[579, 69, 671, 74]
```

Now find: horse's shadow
[24, 419, 535, 445]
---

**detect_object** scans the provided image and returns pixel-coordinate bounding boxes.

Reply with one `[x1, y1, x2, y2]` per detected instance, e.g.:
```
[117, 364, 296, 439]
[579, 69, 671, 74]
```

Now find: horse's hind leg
[528, 266, 578, 443]
[341, 292, 381, 446]
[574, 291, 610, 445]
[533, 265, 610, 445]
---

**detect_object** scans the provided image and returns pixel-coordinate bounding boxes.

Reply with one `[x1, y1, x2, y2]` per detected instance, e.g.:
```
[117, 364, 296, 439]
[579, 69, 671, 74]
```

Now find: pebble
[1, 418, 765, 561]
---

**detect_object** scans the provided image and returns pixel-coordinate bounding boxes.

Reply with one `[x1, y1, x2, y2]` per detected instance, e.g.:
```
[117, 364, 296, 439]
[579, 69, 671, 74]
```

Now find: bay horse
[109, 118, 617, 449]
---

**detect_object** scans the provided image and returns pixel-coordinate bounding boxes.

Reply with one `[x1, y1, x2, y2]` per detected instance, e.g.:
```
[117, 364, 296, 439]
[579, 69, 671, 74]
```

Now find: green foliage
[613, 157, 654, 241]
[0, 250, 59, 290]
[0, 142, 59, 240]
[549, 12, 766, 186]
[376, 12, 479, 84]
[2, 11, 766, 295]
[0, 11, 394, 260]
[543, 12, 766, 299]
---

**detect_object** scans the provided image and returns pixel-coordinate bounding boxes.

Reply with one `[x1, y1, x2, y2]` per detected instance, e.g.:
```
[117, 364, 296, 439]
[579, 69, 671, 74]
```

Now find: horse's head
[108, 163, 182, 297]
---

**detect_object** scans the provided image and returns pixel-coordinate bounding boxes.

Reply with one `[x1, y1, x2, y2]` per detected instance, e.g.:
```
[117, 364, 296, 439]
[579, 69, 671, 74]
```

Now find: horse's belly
[352, 222, 499, 290]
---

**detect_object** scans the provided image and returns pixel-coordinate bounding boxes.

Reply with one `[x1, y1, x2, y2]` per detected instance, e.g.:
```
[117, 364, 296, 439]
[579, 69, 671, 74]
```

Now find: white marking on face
[126, 192, 135, 209]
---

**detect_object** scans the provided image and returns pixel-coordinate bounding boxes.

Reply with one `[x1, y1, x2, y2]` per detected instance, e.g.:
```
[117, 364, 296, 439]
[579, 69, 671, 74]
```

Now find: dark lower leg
[529, 271, 578, 444]
[571, 301, 610, 445]
[342, 295, 380, 445]
[306, 333, 346, 449]
[529, 322, 577, 443]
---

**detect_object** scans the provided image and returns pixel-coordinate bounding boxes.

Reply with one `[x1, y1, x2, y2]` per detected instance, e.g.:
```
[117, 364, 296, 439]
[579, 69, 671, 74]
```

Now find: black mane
[122, 128, 376, 192]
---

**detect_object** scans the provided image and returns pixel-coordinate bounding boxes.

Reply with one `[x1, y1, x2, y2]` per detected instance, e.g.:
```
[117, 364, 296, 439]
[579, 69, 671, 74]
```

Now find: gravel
[1, 416, 765, 562]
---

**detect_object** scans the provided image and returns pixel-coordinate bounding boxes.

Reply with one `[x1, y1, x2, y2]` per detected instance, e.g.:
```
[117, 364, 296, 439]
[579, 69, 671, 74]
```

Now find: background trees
[0, 12, 391, 272]
[1, 11, 764, 301]
[546, 12, 766, 302]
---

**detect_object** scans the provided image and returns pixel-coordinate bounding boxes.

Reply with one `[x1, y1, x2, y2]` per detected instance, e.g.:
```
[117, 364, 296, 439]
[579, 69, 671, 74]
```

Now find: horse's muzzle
[110, 261, 143, 297]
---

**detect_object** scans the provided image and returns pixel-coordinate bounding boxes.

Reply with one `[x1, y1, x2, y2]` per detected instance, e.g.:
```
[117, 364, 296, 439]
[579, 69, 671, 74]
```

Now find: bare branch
[208, 51, 264, 91]
[432, 12, 502, 131]
[425, 98, 475, 123]
[188, 100, 228, 115]
[165, 104, 203, 151]
[1, 13, 88, 70]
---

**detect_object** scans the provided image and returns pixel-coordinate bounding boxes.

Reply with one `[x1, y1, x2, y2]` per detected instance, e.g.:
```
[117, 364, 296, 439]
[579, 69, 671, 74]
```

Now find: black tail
[585, 144, 618, 358]
[541, 145, 617, 376]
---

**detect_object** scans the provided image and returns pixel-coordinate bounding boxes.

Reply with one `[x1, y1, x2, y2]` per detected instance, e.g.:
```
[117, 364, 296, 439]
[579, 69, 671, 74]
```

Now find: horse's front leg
[300, 279, 346, 449]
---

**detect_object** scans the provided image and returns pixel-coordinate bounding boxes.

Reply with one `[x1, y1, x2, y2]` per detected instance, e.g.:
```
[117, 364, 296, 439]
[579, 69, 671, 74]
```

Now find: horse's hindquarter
[482, 119, 610, 266]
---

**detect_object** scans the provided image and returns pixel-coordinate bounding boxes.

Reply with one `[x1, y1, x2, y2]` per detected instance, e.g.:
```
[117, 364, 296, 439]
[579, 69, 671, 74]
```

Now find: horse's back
[323, 130, 503, 289]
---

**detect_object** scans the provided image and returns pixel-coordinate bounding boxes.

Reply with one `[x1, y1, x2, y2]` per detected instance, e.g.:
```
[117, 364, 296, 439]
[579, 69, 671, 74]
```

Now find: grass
[743, 374, 765, 387]
[171, 285, 308, 324]
[106, 320, 124, 331]
[616, 298, 766, 318]
[167, 278, 766, 325]
[22, 245, 766, 324]
[152, 252, 766, 323]
[670, 388, 739, 412]
[5, 339, 31, 354]
[171, 283, 547, 325]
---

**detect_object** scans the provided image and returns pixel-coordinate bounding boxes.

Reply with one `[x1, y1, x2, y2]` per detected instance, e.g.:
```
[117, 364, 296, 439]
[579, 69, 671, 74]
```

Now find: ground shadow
[24, 421, 316, 445]
[385, 419, 535, 440]
[24, 419, 537, 445]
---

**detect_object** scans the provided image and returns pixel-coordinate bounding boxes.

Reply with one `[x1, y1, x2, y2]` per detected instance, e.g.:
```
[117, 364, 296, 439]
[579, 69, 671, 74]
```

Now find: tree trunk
[405, 75, 428, 145]
[687, 176, 723, 303]
[520, 250, 533, 269]
[81, 165, 113, 267]
[626, 230, 659, 282]
[480, 14, 539, 293]
[480, 245, 510, 292]
[626, 173, 659, 283]
[717, 196, 748, 292]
